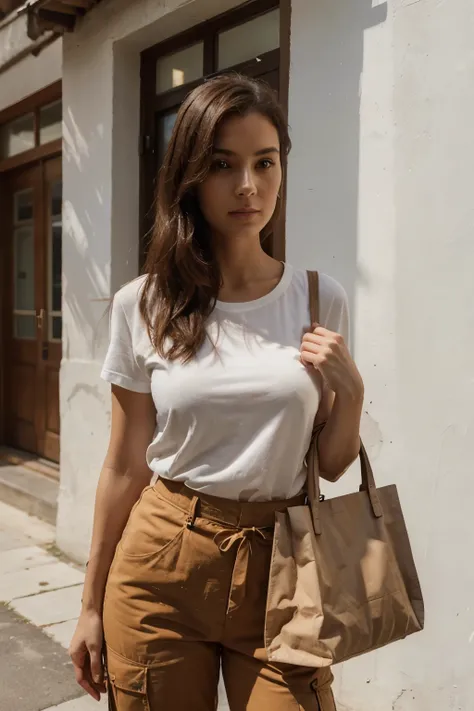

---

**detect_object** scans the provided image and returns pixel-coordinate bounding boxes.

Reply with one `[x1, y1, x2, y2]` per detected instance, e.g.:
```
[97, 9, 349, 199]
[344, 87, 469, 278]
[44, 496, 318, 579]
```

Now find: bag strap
[305, 271, 383, 534]
[307, 270, 320, 325]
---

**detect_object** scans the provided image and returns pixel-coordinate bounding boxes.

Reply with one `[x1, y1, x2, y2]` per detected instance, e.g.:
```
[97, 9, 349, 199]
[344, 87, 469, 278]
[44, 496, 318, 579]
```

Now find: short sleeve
[319, 274, 350, 347]
[100, 293, 151, 394]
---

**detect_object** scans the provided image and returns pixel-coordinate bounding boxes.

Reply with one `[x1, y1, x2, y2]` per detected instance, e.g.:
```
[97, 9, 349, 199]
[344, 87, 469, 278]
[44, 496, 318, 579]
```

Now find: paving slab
[0, 528, 33, 551]
[0, 463, 59, 525]
[44, 619, 78, 650]
[43, 695, 108, 710]
[11, 585, 84, 627]
[0, 545, 58, 575]
[0, 500, 55, 546]
[0, 562, 84, 603]
[0, 604, 83, 711]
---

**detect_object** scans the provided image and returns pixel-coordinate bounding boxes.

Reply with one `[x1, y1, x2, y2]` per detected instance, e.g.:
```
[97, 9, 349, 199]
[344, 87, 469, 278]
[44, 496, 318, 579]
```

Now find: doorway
[1, 156, 62, 464]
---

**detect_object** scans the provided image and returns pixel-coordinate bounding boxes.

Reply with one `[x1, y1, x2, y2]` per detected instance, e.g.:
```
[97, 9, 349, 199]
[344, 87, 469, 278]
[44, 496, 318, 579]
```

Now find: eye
[211, 159, 231, 171]
[258, 158, 275, 170]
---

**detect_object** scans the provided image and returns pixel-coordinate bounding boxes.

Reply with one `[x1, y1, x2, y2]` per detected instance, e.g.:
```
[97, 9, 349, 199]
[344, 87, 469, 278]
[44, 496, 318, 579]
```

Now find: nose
[235, 168, 257, 197]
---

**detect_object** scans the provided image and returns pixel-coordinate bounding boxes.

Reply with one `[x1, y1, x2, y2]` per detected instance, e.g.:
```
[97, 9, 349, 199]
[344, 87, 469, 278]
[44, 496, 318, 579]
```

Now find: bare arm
[315, 385, 363, 481]
[69, 384, 156, 700]
[81, 384, 156, 612]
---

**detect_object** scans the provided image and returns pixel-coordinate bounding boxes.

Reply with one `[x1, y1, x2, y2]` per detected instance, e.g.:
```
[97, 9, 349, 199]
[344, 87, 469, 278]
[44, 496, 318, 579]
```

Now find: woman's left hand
[300, 324, 364, 401]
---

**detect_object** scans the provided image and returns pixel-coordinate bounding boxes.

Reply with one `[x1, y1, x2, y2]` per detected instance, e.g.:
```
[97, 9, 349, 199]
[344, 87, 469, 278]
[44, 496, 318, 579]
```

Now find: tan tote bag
[265, 271, 424, 668]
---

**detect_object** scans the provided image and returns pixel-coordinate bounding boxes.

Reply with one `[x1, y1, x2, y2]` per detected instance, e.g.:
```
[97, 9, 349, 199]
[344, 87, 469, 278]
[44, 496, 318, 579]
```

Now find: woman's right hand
[69, 609, 107, 701]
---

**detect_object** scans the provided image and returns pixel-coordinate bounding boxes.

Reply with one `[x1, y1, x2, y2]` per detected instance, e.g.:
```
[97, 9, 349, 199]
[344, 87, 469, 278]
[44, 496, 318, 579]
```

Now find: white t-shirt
[101, 263, 349, 501]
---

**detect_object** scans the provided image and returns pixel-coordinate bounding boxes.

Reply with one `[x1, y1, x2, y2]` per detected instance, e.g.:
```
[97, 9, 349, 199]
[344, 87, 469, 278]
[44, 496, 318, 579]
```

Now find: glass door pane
[156, 43, 204, 94]
[13, 189, 36, 339]
[48, 180, 62, 342]
[0, 114, 35, 159]
[217, 9, 280, 70]
[40, 101, 62, 145]
[156, 110, 178, 166]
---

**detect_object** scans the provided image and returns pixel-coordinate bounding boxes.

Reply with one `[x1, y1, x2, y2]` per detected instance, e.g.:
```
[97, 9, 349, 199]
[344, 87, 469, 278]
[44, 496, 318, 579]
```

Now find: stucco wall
[0, 38, 61, 112]
[287, 0, 474, 709]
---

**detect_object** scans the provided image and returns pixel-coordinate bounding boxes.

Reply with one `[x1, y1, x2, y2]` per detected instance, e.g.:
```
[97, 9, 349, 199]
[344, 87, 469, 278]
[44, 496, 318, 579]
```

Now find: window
[48, 180, 62, 342]
[40, 101, 62, 145]
[0, 97, 62, 161]
[217, 9, 280, 70]
[0, 114, 35, 159]
[156, 43, 205, 94]
[150, 6, 280, 162]
[13, 190, 36, 340]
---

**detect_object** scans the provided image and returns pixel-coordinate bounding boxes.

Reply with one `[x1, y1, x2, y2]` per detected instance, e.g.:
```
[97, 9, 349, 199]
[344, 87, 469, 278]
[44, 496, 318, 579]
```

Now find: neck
[212, 234, 278, 288]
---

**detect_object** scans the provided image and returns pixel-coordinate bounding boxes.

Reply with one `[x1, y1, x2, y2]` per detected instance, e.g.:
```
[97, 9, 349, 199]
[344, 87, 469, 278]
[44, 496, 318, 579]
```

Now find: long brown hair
[140, 73, 291, 362]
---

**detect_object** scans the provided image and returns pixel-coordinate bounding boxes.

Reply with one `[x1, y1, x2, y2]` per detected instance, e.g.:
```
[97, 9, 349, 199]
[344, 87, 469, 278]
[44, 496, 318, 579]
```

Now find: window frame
[139, 0, 290, 267]
[0, 81, 62, 173]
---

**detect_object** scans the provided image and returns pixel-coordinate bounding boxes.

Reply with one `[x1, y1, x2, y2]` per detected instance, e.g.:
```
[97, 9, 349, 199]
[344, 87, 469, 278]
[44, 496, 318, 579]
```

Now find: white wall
[0, 38, 61, 112]
[58, 0, 244, 560]
[287, 0, 474, 709]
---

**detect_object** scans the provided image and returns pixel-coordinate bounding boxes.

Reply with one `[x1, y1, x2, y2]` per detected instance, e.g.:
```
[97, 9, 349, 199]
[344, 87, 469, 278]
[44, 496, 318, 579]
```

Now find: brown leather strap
[307, 270, 320, 325]
[305, 271, 383, 534]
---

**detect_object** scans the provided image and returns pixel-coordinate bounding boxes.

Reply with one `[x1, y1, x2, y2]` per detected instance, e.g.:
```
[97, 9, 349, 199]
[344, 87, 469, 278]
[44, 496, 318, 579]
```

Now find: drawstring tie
[214, 526, 273, 614]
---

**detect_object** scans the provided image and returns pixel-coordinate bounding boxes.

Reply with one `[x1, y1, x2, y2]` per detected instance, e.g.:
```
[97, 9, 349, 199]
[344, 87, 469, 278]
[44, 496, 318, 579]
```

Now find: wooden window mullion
[34, 107, 40, 148]
[203, 34, 217, 75]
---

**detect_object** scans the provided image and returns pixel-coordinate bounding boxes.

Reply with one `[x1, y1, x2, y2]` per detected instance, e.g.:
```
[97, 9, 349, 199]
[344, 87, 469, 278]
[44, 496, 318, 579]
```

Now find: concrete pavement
[0, 499, 229, 711]
[0, 499, 105, 711]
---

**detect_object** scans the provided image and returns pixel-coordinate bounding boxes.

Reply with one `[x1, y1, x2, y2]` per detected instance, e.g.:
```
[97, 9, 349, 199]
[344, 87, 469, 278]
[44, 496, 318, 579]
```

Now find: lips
[228, 209, 260, 215]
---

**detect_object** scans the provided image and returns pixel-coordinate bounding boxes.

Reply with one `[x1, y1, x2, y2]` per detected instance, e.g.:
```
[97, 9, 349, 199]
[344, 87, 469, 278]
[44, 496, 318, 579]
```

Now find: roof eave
[0, 0, 99, 74]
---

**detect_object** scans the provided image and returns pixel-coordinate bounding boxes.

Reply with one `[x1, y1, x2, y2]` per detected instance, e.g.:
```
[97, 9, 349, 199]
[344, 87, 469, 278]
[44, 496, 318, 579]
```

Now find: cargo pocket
[106, 647, 150, 711]
[311, 667, 337, 711]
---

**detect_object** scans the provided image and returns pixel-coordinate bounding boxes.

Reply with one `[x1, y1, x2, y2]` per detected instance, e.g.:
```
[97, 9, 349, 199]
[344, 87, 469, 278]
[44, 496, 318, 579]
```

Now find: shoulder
[289, 266, 348, 310]
[288, 266, 349, 339]
[318, 272, 349, 312]
[113, 275, 147, 311]
[111, 275, 147, 324]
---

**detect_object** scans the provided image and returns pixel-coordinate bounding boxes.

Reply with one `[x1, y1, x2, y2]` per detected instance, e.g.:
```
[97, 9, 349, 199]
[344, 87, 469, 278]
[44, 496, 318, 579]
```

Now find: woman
[69, 74, 364, 710]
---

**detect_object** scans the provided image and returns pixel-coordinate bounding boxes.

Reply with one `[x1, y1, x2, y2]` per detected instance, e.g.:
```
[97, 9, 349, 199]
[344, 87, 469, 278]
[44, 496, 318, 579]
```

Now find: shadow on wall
[62, 107, 114, 362]
[287, 0, 387, 328]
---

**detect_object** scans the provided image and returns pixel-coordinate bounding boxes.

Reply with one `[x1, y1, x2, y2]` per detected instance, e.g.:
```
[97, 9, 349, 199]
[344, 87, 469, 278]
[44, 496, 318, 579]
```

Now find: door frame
[41, 155, 62, 462]
[139, 0, 291, 268]
[0, 83, 62, 455]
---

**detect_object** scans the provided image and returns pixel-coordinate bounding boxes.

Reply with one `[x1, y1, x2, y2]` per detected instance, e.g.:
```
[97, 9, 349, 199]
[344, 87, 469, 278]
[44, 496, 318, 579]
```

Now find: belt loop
[186, 495, 199, 529]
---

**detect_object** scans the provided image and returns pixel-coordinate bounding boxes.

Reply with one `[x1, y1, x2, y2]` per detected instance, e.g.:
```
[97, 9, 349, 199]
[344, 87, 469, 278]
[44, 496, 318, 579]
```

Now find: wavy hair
[139, 73, 291, 362]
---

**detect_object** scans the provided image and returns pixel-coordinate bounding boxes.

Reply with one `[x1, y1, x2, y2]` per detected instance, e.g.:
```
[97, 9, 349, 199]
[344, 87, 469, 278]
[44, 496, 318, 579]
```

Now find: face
[196, 111, 282, 240]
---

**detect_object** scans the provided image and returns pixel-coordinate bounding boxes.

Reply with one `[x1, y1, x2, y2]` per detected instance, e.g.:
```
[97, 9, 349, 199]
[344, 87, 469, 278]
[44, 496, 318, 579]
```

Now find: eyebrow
[212, 147, 280, 156]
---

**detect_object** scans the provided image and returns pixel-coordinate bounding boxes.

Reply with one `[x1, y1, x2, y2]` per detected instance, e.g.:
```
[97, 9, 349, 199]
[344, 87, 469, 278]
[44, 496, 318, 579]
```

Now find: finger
[86, 648, 106, 696]
[70, 647, 87, 682]
[73, 660, 101, 701]
[300, 351, 325, 368]
[79, 679, 101, 701]
[302, 332, 327, 347]
[301, 341, 333, 359]
[313, 328, 338, 341]
[310, 322, 329, 333]
[88, 647, 106, 692]
[89, 645, 103, 686]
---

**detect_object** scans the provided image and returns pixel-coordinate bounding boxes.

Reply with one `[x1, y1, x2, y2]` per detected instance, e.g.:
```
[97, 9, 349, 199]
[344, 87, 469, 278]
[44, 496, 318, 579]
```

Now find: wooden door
[2, 156, 62, 464]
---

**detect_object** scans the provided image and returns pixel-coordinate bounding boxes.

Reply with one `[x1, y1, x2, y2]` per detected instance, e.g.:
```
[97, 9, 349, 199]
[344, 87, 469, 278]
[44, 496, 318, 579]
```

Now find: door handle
[36, 308, 46, 332]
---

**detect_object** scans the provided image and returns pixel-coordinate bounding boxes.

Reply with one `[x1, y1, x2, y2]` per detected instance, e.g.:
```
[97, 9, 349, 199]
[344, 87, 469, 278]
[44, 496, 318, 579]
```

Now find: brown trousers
[103, 478, 337, 711]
